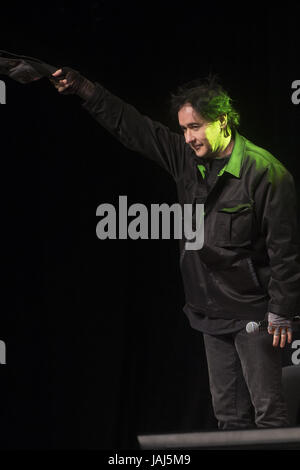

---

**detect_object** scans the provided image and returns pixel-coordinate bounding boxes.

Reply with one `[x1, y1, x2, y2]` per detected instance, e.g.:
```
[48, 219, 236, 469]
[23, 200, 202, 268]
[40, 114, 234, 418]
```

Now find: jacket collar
[192, 130, 244, 179]
[223, 131, 244, 179]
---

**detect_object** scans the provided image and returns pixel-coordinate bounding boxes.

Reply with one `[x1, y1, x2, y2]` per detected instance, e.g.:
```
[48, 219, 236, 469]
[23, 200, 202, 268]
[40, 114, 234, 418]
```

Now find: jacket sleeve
[254, 163, 300, 317]
[81, 82, 186, 181]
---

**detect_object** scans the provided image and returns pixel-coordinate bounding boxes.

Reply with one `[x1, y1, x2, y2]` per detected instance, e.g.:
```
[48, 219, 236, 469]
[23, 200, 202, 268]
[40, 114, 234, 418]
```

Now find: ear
[219, 114, 228, 129]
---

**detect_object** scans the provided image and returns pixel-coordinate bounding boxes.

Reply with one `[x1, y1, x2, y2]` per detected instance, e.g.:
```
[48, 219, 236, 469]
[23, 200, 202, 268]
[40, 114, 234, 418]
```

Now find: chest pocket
[214, 199, 254, 247]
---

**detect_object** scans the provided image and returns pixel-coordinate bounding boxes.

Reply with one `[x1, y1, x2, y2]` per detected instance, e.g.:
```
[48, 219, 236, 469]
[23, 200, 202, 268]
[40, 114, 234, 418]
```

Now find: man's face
[178, 104, 224, 158]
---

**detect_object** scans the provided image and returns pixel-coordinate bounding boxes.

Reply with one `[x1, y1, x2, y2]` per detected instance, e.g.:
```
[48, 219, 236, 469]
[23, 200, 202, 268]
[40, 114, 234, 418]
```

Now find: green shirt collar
[222, 131, 244, 178]
[197, 131, 244, 179]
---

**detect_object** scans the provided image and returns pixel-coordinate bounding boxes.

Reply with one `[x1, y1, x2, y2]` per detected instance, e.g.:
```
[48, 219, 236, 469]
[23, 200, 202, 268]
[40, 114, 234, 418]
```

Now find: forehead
[178, 104, 205, 126]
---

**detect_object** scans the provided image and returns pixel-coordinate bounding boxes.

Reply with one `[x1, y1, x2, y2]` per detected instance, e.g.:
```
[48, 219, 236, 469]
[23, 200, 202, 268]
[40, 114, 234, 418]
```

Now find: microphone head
[246, 321, 260, 334]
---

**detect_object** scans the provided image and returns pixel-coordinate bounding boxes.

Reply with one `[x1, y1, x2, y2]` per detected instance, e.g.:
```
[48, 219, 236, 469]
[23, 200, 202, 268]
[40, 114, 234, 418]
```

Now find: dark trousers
[203, 328, 289, 429]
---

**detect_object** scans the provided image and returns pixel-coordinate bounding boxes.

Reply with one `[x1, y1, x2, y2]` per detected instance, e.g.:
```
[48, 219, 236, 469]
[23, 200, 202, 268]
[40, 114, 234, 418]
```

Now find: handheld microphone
[246, 316, 300, 335]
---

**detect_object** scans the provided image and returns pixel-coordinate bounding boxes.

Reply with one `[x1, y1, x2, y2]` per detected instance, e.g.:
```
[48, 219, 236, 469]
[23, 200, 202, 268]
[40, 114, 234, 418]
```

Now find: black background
[0, 3, 299, 450]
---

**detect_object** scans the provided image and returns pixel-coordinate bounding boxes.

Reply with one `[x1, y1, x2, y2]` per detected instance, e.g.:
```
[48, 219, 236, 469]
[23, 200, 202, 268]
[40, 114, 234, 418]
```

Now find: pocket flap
[218, 200, 254, 214]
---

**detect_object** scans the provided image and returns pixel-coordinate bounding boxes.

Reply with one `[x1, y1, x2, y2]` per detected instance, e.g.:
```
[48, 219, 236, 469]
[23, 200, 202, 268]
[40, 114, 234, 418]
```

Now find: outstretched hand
[50, 67, 95, 100]
[51, 69, 73, 93]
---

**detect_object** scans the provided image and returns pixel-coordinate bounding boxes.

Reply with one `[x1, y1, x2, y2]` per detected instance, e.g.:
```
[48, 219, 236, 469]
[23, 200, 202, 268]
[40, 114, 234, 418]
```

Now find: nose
[185, 129, 195, 144]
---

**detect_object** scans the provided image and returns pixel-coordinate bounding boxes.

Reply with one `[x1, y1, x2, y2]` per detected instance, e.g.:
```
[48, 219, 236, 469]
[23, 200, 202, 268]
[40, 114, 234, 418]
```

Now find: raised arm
[51, 68, 187, 181]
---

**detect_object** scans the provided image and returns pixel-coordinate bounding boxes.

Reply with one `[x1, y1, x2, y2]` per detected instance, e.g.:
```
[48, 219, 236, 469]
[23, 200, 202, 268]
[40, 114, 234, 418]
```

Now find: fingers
[57, 80, 71, 92]
[269, 326, 292, 348]
[279, 328, 292, 347]
[51, 70, 69, 92]
[51, 68, 79, 94]
[52, 69, 63, 77]
[51, 75, 72, 93]
[272, 327, 281, 347]
[267, 324, 273, 335]
[279, 329, 287, 348]
[51, 80, 67, 92]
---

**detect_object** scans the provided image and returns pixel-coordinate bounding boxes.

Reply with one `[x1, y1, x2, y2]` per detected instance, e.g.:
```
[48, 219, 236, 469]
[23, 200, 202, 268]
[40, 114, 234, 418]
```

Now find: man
[51, 68, 300, 429]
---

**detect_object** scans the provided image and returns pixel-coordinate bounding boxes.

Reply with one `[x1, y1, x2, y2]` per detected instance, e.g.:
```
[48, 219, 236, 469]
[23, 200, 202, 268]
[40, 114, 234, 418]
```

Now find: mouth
[193, 144, 203, 151]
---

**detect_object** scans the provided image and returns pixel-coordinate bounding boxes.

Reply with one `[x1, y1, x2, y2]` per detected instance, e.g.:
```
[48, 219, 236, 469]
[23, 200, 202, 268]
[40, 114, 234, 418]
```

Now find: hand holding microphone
[246, 313, 300, 348]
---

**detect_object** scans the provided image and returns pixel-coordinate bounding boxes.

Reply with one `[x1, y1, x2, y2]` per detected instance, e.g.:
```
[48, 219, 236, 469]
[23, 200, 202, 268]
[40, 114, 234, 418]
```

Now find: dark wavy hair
[170, 75, 240, 137]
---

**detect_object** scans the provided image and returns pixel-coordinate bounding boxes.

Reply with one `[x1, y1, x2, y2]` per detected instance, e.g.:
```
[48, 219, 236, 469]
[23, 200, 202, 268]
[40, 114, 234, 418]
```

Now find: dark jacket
[83, 83, 300, 320]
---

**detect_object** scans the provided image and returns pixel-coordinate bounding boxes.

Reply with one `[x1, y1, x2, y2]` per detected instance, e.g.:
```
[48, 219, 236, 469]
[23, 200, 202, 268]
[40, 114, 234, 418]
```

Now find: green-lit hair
[170, 75, 240, 137]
